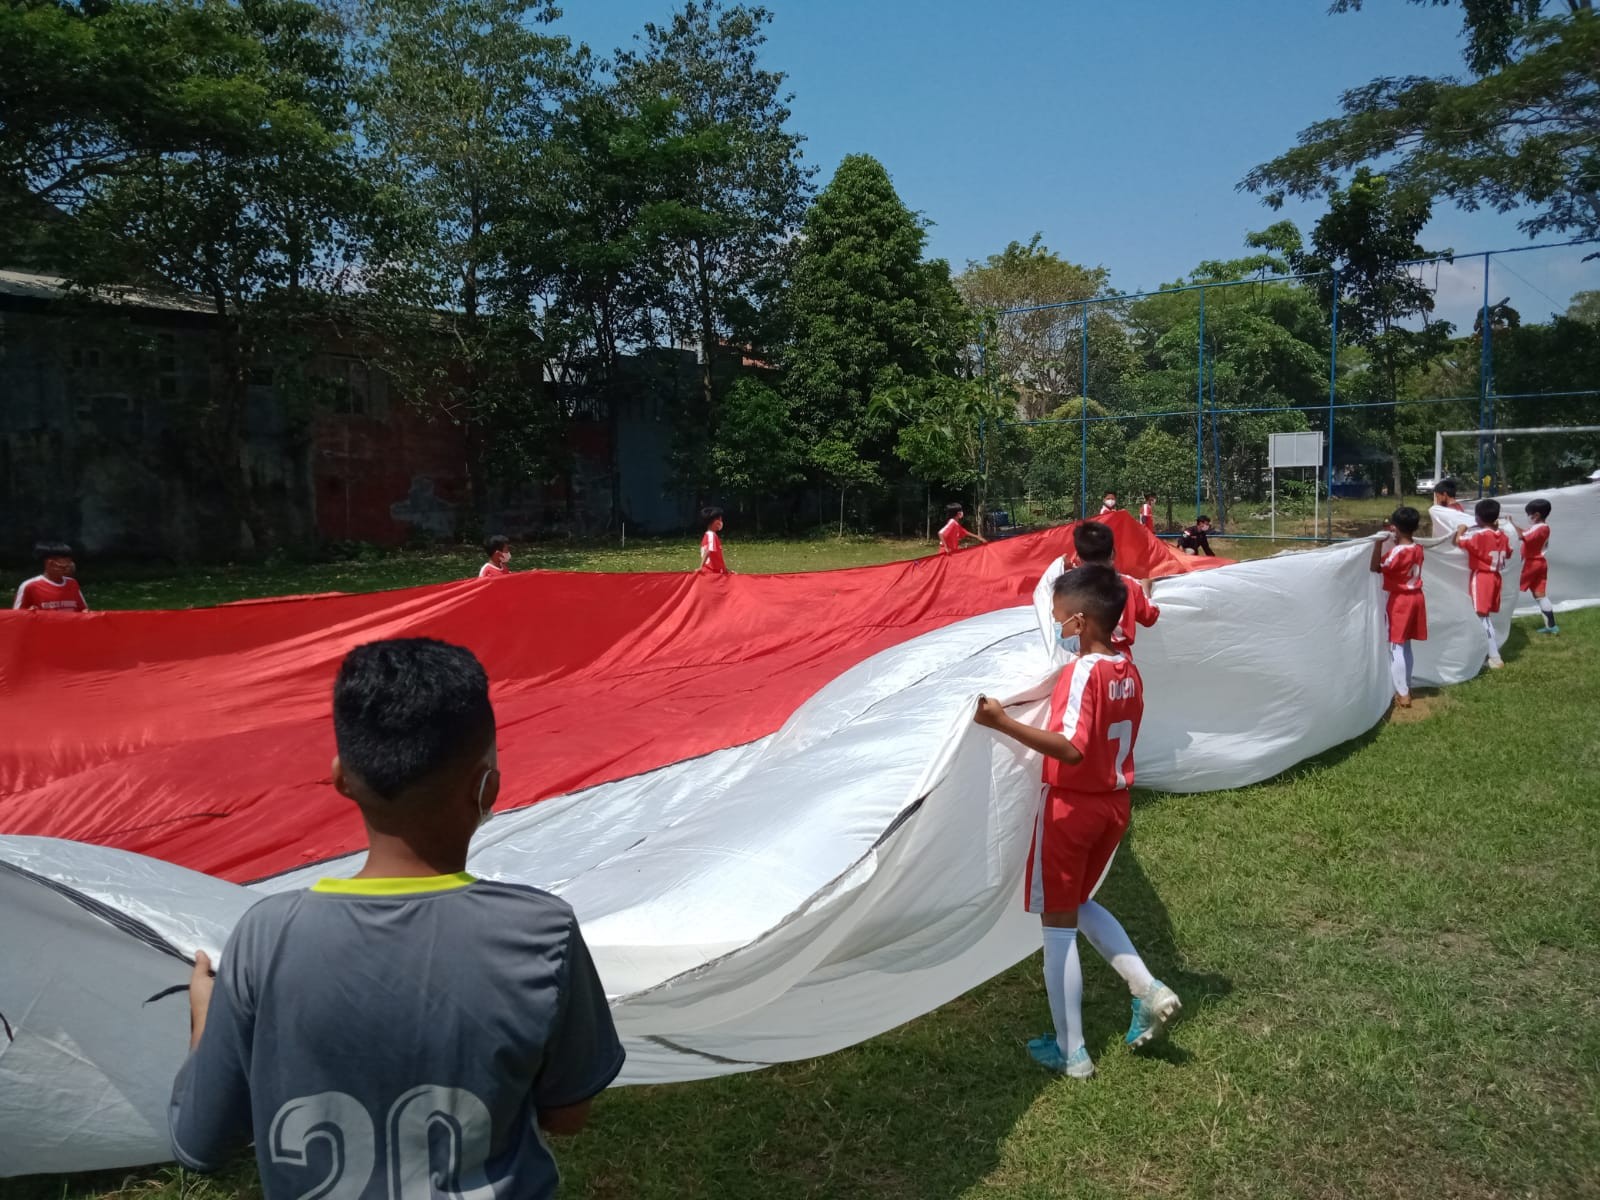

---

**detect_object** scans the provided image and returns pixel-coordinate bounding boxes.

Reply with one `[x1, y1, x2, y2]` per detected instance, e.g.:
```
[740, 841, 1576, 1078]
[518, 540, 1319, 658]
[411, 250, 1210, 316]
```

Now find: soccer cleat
[1536, 624, 1559, 635]
[1487, 656, 1506, 669]
[1125, 981, 1182, 1050]
[1027, 1034, 1094, 1078]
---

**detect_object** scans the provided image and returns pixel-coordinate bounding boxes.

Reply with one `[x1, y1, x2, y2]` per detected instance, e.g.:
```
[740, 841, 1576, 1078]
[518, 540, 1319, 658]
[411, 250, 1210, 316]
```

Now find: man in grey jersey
[170, 637, 624, 1199]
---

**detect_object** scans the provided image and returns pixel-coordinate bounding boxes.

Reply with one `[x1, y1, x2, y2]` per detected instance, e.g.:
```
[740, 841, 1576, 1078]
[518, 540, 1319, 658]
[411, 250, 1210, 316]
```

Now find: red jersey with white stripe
[1380, 542, 1424, 594]
[13, 575, 88, 612]
[1112, 573, 1159, 652]
[1520, 522, 1550, 564]
[1457, 525, 1510, 575]
[700, 530, 727, 573]
[938, 519, 972, 554]
[478, 561, 510, 579]
[1042, 651, 1142, 793]
[1139, 502, 1153, 529]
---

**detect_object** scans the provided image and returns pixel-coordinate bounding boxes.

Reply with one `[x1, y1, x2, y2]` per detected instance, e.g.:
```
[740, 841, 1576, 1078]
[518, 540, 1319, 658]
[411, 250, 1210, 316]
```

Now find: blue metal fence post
[1327, 270, 1338, 541]
[1478, 252, 1493, 496]
[1210, 345, 1223, 529]
[978, 326, 988, 485]
[1196, 287, 1206, 518]
[1079, 302, 1089, 520]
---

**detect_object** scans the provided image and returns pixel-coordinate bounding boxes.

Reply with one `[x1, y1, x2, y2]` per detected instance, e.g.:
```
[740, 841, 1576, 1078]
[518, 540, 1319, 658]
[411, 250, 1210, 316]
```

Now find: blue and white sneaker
[1536, 624, 1560, 635]
[1124, 981, 1182, 1049]
[1027, 1034, 1095, 1078]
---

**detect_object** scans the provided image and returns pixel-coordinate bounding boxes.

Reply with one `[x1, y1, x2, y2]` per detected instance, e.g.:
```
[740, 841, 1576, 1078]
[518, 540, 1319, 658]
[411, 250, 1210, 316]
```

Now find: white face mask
[474, 769, 496, 830]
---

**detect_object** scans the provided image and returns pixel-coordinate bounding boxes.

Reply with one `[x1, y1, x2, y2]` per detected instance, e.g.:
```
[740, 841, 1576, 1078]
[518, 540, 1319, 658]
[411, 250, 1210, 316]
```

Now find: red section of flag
[0, 522, 1223, 882]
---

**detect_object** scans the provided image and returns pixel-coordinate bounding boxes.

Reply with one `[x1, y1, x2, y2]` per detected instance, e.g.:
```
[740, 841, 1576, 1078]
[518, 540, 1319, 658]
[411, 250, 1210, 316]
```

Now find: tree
[1123, 427, 1195, 529]
[784, 154, 966, 498]
[1274, 172, 1453, 495]
[67, 0, 373, 549]
[1243, 2, 1600, 241]
[1023, 398, 1127, 521]
[613, 1, 811, 498]
[0, 0, 288, 263]
[711, 375, 803, 525]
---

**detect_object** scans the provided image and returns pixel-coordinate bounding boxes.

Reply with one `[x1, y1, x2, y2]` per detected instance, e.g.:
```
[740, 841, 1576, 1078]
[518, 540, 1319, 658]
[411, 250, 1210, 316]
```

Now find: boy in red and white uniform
[1139, 493, 1156, 531]
[1369, 506, 1426, 707]
[1072, 521, 1158, 656]
[699, 506, 730, 574]
[975, 564, 1179, 1080]
[1452, 497, 1511, 670]
[478, 534, 512, 578]
[1510, 497, 1557, 635]
[1432, 478, 1465, 512]
[1098, 492, 1118, 515]
[938, 502, 985, 555]
[13, 542, 89, 612]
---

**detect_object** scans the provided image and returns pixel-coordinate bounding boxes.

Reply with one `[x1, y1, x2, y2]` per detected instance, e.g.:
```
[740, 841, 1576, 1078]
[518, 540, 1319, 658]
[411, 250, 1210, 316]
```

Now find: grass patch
[11, 557, 1596, 1199]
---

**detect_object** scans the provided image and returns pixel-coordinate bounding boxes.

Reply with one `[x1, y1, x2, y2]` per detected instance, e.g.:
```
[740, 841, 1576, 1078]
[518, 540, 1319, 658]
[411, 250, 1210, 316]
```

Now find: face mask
[474, 769, 496, 830]
[1052, 621, 1080, 656]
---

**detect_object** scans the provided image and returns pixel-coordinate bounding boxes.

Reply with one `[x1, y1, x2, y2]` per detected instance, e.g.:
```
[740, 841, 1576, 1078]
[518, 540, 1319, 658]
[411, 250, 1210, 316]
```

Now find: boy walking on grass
[1068, 521, 1159, 657]
[1510, 498, 1558, 635]
[975, 565, 1180, 1079]
[171, 638, 623, 1199]
[1370, 506, 1427, 708]
[939, 502, 986, 554]
[700, 506, 730, 573]
[1453, 498, 1512, 670]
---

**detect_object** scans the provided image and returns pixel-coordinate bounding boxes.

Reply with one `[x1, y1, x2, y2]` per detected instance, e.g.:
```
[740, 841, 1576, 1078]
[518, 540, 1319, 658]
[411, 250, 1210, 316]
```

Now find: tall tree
[613, 1, 810, 497]
[783, 154, 967, 514]
[1244, 2, 1600, 240]
[68, 0, 372, 548]
[359, 0, 576, 513]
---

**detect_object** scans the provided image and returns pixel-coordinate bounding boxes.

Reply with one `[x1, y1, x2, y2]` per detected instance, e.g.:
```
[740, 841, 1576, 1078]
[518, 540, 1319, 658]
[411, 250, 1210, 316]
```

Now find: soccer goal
[1432, 425, 1600, 492]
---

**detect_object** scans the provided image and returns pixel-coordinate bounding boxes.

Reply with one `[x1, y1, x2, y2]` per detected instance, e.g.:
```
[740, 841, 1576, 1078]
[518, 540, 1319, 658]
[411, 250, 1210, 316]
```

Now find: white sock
[1388, 642, 1410, 697]
[1481, 615, 1499, 660]
[1078, 900, 1156, 996]
[1042, 927, 1085, 1057]
[1538, 597, 1555, 626]
[1404, 642, 1415, 690]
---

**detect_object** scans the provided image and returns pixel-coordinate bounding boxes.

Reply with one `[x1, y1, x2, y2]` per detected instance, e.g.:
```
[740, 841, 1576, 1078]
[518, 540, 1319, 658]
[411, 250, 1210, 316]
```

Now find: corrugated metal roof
[0, 269, 216, 315]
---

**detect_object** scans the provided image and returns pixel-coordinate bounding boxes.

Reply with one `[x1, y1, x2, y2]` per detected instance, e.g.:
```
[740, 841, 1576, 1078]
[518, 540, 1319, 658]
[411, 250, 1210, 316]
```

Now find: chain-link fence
[979, 240, 1600, 545]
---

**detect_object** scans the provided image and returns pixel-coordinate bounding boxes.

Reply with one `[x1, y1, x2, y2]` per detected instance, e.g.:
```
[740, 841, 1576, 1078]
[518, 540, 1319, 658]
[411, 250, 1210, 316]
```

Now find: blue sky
[552, 0, 1595, 329]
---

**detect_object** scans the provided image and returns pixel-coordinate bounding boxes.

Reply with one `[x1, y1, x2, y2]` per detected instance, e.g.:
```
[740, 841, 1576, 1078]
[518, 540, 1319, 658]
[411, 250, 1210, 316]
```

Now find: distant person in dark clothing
[1177, 516, 1215, 557]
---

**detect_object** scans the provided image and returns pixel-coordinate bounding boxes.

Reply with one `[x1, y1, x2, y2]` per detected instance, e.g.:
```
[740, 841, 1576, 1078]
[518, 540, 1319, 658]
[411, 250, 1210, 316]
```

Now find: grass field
[12, 542, 1598, 1199]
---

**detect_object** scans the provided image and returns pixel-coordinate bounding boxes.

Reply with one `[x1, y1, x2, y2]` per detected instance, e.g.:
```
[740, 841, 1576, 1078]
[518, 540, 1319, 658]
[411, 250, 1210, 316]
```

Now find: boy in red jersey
[1069, 521, 1158, 657]
[1098, 491, 1118, 515]
[975, 565, 1180, 1079]
[13, 541, 89, 611]
[938, 502, 986, 555]
[1452, 497, 1512, 670]
[1510, 498, 1557, 635]
[1432, 477, 1465, 512]
[699, 507, 730, 574]
[1139, 493, 1156, 531]
[1369, 506, 1426, 708]
[478, 535, 512, 579]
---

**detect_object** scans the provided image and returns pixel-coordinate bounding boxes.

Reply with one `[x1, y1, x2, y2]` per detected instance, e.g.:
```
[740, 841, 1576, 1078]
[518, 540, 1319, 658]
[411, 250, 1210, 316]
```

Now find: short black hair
[1195, 514, 1211, 525]
[485, 534, 510, 555]
[1390, 506, 1421, 535]
[333, 638, 495, 803]
[1103, 491, 1116, 499]
[1073, 520, 1115, 564]
[701, 505, 724, 530]
[1475, 497, 1501, 525]
[1525, 498, 1552, 521]
[1435, 477, 1458, 498]
[1052, 564, 1127, 632]
[945, 502, 965, 518]
[1144, 492, 1157, 500]
[35, 541, 73, 562]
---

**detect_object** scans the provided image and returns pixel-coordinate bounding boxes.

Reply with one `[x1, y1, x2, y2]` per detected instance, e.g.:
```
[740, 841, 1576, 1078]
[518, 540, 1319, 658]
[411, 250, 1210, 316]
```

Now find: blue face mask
[1052, 621, 1080, 656]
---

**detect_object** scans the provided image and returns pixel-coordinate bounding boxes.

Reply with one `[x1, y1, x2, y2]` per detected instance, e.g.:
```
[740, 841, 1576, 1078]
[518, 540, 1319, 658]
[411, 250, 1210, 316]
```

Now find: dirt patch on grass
[1389, 690, 1455, 722]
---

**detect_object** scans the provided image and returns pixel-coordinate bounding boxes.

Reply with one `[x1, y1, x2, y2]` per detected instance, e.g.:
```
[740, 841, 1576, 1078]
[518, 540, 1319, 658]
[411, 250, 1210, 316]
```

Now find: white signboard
[1269, 431, 1324, 469]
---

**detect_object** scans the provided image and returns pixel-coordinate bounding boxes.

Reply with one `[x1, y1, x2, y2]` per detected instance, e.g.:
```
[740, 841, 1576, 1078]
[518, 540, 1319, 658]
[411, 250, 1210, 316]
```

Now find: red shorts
[1024, 786, 1128, 914]
[1470, 570, 1502, 617]
[1385, 590, 1427, 644]
[1520, 558, 1548, 594]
